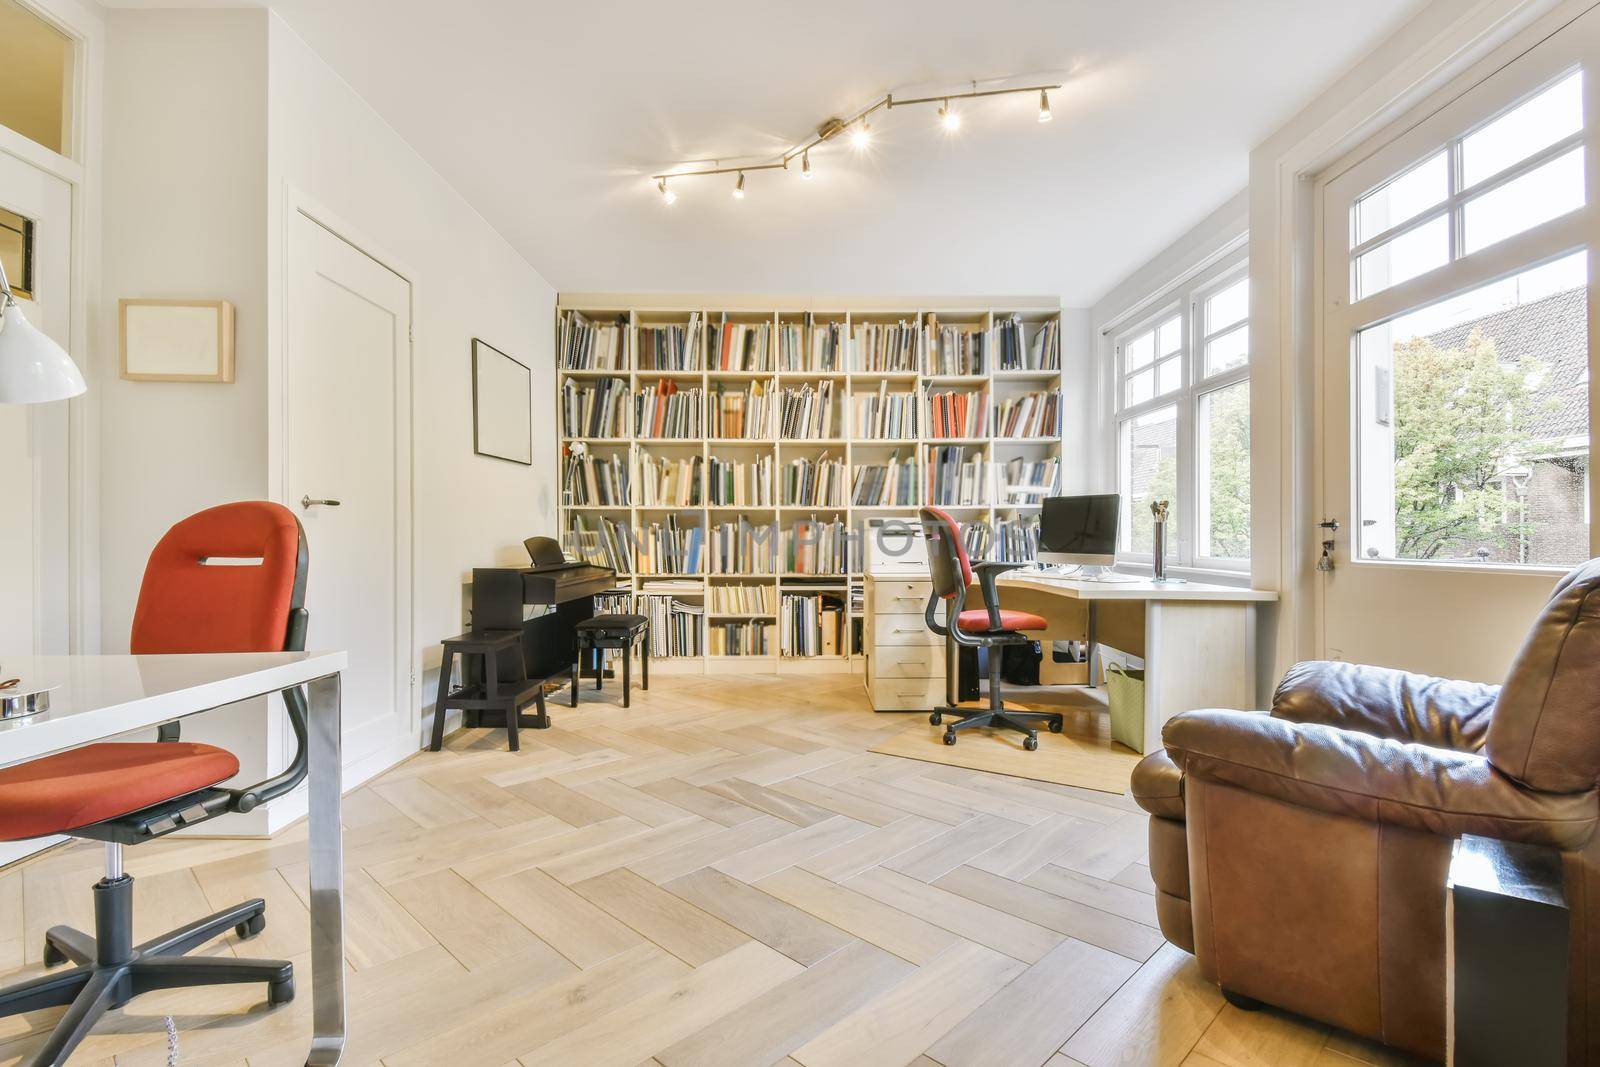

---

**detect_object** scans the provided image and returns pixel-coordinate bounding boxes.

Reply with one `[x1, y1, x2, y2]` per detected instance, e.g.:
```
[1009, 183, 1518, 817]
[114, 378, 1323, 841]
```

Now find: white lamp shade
[0, 299, 86, 404]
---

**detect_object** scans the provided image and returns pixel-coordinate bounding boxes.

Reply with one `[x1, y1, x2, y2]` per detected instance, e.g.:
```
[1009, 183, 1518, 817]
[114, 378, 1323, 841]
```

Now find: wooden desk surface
[997, 571, 1278, 603]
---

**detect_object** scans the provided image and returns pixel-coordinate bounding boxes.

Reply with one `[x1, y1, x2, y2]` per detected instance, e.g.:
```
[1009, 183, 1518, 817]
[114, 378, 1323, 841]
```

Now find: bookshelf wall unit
[556, 297, 1065, 676]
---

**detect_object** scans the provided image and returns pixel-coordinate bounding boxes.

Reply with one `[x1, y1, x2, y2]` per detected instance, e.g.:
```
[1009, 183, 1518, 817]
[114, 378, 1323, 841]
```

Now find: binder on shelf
[560, 310, 628, 370]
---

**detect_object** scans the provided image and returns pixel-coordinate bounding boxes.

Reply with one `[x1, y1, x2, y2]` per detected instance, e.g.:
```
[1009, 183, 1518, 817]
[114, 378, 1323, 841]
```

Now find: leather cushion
[576, 613, 648, 631]
[0, 742, 240, 841]
[1273, 660, 1497, 752]
[956, 609, 1047, 633]
[1132, 750, 1185, 819]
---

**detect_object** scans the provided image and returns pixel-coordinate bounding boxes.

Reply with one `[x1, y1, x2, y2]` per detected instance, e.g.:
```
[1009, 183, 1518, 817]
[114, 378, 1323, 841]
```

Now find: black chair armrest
[973, 560, 1025, 630]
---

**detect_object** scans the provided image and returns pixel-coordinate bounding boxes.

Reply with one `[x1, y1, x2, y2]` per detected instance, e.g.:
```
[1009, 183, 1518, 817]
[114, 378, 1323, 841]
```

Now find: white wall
[265, 13, 558, 763]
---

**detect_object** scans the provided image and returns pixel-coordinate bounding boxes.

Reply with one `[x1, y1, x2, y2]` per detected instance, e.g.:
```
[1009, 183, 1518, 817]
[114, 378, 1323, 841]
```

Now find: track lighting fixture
[939, 99, 961, 131]
[851, 121, 871, 149]
[801, 150, 813, 179]
[733, 172, 746, 199]
[658, 178, 676, 205]
[1038, 88, 1052, 122]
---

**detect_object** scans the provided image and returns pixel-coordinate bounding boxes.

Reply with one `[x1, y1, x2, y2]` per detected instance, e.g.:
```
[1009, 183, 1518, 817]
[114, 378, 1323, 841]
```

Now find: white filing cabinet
[863, 575, 949, 710]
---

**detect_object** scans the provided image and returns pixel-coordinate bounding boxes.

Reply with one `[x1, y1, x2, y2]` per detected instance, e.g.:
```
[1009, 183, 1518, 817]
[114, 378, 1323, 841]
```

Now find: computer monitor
[1038, 494, 1119, 568]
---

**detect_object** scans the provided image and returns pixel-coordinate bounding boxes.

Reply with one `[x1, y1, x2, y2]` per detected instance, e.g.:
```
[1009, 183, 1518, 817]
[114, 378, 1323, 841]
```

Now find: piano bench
[573, 614, 650, 709]
[432, 630, 548, 753]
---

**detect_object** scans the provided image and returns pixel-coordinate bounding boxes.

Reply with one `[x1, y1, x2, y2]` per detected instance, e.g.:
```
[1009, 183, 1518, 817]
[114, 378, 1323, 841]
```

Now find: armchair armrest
[973, 560, 1024, 631]
[1273, 660, 1498, 752]
[1164, 709, 1597, 850]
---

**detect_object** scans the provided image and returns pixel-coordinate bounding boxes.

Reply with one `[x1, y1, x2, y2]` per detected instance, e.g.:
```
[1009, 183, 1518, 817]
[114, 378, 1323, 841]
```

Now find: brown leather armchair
[1133, 559, 1600, 1063]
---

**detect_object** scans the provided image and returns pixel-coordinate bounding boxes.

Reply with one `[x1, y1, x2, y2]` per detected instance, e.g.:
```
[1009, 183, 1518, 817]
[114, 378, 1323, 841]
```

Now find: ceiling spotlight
[733, 172, 746, 199]
[658, 178, 676, 205]
[801, 149, 813, 179]
[851, 121, 871, 149]
[939, 99, 960, 131]
[1038, 88, 1052, 123]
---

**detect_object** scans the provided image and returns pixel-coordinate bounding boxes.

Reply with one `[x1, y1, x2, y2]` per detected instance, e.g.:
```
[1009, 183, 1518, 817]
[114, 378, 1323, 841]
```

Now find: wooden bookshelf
[556, 300, 1065, 674]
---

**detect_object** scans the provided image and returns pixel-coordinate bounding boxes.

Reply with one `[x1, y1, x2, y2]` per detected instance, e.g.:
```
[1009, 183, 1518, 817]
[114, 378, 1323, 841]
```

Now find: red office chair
[921, 507, 1062, 749]
[0, 501, 312, 1066]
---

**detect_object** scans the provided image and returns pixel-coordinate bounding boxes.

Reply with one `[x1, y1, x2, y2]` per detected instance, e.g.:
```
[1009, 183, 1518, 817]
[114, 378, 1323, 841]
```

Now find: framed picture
[119, 299, 235, 382]
[472, 338, 533, 465]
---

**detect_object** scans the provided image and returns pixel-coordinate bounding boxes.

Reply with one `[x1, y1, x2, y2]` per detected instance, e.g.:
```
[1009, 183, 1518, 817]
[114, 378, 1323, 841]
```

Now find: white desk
[995, 573, 1277, 754]
[0, 652, 348, 1066]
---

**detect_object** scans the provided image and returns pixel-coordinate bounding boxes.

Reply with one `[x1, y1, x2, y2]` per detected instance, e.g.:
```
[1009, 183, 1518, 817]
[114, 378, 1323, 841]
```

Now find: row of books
[779, 319, 844, 371]
[998, 457, 1062, 503]
[561, 379, 628, 438]
[781, 455, 847, 507]
[566, 515, 632, 573]
[926, 319, 987, 376]
[779, 382, 838, 439]
[707, 319, 772, 372]
[634, 382, 704, 439]
[926, 446, 989, 506]
[710, 382, 769, 439]
[708, 455, 773, 506]
[784, 519, 850, 574]
[709, 582, 778, 614]
[710, 518, 776, 575]
[638, 453, 701, 507]
[779, 594, 846, 657]
[634, 516, 704, 575]
[560, 311, 628, 370]
[994, 515, 1042, 562]
[709, 621, 772, 656]
[926, 390, 990, 438]
[995, 390, 1062, 438]
[851, 453, 918, 507]
[851, 321, 918, 372]
[996, 314, 1061, 371]
[852, 383, 918, 439]
[564, 452, 629, 506]
[638, 314, 701, 371]
[638, 592, 703, 657]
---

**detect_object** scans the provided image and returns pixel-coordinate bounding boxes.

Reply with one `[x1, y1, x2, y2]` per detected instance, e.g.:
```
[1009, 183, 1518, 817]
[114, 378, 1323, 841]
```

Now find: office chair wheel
[42, 941, 69, 967]
[1024, 734, 1039, 751]
[268, 976, 295, 1006]
[236, 912, 267, 940]
[942, 728, 957, 745]
[1048, 718, 1064, 733]
[929, 711, 943, 726]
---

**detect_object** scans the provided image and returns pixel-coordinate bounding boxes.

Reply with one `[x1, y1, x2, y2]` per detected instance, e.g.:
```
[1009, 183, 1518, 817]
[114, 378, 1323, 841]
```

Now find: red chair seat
[0, 742, 239, 842]
[957, 608, 1048, 633]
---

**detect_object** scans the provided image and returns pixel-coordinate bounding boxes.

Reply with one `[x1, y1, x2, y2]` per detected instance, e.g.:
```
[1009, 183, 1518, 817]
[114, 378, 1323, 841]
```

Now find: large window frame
[1111, 250, 1251, 574]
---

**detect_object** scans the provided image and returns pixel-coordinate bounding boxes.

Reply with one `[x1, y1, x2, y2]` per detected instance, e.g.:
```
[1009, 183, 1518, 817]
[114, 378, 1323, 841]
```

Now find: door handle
[300, 496, 341, 509]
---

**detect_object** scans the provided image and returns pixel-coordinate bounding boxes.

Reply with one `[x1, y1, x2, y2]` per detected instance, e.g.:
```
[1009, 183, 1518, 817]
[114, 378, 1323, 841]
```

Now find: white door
[1318, 8, 1600, 681]
[0, 151, 71, 657]
[285, 210, 414, 786]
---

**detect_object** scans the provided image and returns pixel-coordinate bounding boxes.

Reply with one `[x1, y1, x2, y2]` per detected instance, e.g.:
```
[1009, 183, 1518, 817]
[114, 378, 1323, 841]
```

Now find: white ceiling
[256, 0, 1429, 305]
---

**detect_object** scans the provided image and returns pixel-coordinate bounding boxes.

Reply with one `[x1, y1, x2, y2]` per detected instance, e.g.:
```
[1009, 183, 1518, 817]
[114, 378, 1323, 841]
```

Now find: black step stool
[572, 614, 650, 708]
[432, 630, 548, 752]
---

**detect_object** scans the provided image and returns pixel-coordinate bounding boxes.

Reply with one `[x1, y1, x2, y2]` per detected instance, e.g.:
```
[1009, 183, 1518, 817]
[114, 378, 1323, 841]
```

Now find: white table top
[997, 571, 1278, 602]
[0, 651, 347, 765]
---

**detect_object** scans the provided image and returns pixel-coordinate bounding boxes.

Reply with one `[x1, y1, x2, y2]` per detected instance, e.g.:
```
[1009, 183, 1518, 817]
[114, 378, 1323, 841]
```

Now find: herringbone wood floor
[0, 674, 1424, 1066]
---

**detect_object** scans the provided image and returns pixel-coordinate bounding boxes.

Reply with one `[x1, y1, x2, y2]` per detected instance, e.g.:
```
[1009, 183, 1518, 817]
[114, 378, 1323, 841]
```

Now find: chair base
[930, 706, 1064, 750]
[0, 872, 291, 1066]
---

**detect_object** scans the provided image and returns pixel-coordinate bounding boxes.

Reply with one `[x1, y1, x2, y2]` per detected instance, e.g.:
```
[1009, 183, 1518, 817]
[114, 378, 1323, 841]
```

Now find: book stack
[709, 583, 777, 614]
[851, 451, 916, 506]
[635, 516, 704, 575]
[634, 380, 704, 439]
[637, 452, 702, 507]
[710, 517, 776, 574]
[709, 621, 772, 656]
[995, 514, 1041, 562]
[998, 457, 1060, 504]
[565, 515, 634, 574]
[852, 381, 918, 439]
[851, 321, 918, 372]
[638, 589, 703, 657]
[996, 314, 1060, 370]
[995, 390, 1061, 437]
[926, 446, 988, 506]
[925, 318, 987, 376]
[559, 311, 628, 370]
[707, 455, 773, 506]
[963, 521, 993, 560]
[708, 318, 773, 371]
[784, 519, 850, 574]
[778, 316, 843, 371]
[926, 390, 989, 438]
[637, 314, 701, 371]
[561, 379, 628, 438]
[710, 382, 770, 439]
[779, 381, 838, 438]
[782, 454, 847, 507]
[564, 452, 630, 506]
[779, 594, 845, 656]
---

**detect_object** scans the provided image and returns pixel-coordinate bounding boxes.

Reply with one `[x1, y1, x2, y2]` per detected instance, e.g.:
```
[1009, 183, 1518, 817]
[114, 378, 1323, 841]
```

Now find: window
[1113, 253, 1251, 569]
[0, 206, 32, 300]
[0, 0, 74, 157]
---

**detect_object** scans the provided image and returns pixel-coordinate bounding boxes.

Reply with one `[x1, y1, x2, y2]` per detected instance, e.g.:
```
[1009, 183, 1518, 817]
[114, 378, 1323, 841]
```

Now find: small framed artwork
[119, 299, 235, 382]
[472, 338, 533, 465]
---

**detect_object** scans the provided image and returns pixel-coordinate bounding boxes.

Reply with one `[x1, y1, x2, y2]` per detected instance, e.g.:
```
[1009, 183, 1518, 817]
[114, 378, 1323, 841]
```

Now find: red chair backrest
[131, 501, 307, 654]
[919, 507, 973, 600]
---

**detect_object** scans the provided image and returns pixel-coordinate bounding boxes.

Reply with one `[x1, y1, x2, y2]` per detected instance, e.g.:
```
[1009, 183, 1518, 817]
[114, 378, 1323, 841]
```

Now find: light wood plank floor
[0, 674, 1427, 1066]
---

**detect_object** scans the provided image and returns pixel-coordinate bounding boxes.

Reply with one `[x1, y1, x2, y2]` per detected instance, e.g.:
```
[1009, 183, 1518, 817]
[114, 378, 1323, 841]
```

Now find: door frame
[270, 183, 417, 790]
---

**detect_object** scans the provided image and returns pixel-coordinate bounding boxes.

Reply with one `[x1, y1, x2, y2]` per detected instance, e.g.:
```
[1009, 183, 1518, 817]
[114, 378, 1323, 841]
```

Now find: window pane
[1355, 251, 1589, 566]
[1156, 356, 1181, 396]
[1120, 405, 1178, 557]
[1206, 324, 1249, 376]
[0, 0, 73, 157]
[1126, 368, 1153, 406]
[0, 206, 32, 300]
[1355, 214, 1449, 300]
[1462, 70, 1583, 188]
[1199, 380, 1251, 561]
[1206, 278, 1249, 335]
[1126, 331, 1154, 371]
[1355, 151, 1448, 245]
[1462, 147, 1585, 255]
[1157, 316, 1181, 356]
